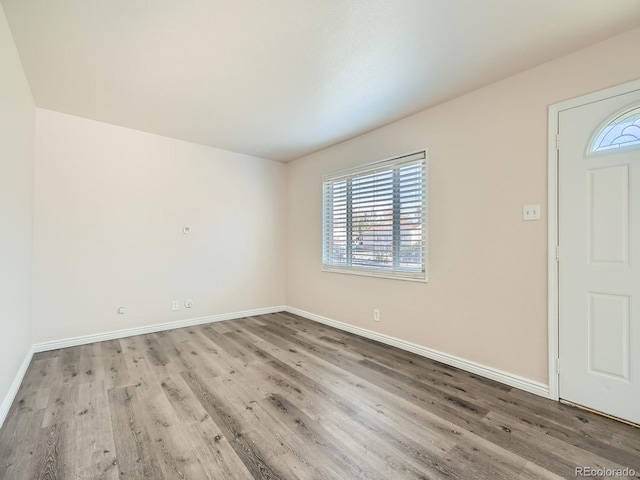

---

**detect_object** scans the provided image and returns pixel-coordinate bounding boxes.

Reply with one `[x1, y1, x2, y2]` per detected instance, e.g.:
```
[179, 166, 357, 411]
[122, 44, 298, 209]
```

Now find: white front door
[558, 88, 640, 425]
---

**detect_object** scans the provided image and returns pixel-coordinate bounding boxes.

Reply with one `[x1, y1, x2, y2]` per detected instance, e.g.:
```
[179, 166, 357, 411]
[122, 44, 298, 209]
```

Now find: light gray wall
[32, 109, 286, 343]
[0, 2, 35, 417]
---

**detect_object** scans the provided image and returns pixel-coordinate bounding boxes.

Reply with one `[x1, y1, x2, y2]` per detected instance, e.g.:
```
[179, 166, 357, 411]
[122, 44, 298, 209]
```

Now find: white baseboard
[285, 306, 550, 398]
[32, 306, 286, 353]
[5, 303, 548, 429]
[0, 345, 35, 428]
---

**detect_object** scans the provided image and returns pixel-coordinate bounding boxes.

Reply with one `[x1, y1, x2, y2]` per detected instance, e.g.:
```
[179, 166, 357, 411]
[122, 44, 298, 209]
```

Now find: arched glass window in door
[589, 105, 640, 154]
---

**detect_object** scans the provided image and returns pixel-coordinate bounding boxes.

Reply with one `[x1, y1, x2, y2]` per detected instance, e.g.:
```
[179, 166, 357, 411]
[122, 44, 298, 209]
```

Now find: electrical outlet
[117, 307, 125, 315]
[523, 204, 541, 221]
[172, 300, 179, 311]
[373, 309, 380, 322]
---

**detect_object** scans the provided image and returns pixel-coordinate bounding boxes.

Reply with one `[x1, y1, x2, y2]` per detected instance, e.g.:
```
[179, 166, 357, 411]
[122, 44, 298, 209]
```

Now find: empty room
[1, 1, 640, 479]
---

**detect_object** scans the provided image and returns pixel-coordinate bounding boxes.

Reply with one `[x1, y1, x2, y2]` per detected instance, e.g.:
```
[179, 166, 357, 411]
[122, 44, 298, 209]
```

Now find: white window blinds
[322, 150, 428, 281]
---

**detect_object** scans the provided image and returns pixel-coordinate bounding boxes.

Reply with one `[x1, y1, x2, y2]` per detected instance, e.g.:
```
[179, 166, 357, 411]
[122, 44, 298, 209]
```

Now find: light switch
[523, 204, 541, 221]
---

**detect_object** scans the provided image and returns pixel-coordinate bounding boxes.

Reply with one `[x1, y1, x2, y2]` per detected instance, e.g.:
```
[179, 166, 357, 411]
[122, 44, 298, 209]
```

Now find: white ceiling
[3, 1, 640, 161]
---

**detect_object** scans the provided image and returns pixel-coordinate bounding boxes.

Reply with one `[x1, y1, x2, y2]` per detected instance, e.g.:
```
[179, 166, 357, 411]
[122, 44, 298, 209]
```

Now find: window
[322, 150, 427, 281]
[589, 104, 640, 154]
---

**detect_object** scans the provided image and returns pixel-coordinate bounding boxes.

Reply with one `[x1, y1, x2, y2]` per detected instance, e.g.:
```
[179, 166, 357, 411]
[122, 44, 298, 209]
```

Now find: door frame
[547, 77, 640, 401]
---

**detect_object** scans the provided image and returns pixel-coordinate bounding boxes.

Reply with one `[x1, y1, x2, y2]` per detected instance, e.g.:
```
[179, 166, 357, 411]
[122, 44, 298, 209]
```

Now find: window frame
[322, 149, 428, 282]
[587, 103, 640, 156]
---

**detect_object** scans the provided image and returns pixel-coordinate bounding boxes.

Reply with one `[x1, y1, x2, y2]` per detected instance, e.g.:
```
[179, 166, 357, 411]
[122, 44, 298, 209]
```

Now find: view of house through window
[322, 150, 427, 281]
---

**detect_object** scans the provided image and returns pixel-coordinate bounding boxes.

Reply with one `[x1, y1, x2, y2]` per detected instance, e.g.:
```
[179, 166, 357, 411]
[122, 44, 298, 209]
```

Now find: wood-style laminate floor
[0, 312, 638, 480]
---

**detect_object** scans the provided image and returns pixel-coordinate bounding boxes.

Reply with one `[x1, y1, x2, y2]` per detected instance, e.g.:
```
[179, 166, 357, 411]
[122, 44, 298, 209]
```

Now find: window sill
[321, 265, 428, 283]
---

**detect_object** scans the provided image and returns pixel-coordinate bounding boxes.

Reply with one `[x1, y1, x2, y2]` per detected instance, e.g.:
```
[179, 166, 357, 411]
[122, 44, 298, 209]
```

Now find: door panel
[558, 89, 640, 424]
[587, 165, 629, 265]
[587, 292, 630, 381]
